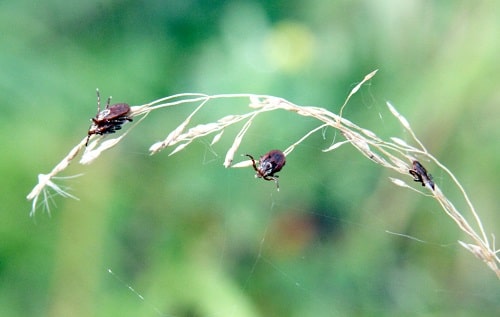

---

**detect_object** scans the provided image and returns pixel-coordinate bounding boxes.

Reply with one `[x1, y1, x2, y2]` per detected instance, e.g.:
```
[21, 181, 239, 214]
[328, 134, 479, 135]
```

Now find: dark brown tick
[86, 90, 133, 146]
[246, 149, 286, 190]
[409, 160, 435, 190]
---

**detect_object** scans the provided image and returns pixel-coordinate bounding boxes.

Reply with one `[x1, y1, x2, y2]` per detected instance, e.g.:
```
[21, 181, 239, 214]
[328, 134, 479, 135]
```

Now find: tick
[246, 149, 286, 190]
[86, 90, 133, 146]
[409, 160, 435, 190]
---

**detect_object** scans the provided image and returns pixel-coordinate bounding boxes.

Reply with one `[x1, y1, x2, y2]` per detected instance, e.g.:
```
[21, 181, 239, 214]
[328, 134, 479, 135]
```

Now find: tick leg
[96, 89, 101, 114]
[409, 170, 423, 183]
[85, 134, 91, 146]
[263, 175, 280, 191]
[245, 154, 259, 172]
[273, 177, 280, 191]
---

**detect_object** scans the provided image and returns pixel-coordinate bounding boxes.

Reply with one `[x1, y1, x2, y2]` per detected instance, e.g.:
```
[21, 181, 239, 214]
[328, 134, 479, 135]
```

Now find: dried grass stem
[26, 71, 499, 278]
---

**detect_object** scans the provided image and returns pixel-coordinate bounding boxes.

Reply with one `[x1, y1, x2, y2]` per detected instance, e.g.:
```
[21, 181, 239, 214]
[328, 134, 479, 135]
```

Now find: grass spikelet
[224, 113, 257, 168]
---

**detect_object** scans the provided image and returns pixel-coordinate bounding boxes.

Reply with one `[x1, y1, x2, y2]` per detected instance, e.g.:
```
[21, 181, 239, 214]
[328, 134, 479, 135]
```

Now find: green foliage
[1, 1, 499, 316]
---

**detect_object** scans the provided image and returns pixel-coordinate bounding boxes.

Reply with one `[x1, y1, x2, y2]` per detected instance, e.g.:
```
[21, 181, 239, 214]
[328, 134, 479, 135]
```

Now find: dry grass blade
[210, 130, 224, 146]
[322, 140, 350, 152]
[224, 113, 257, 168]
[28, 174, 83, 217]
[284, 124, 328, 156]
[386, 101, 427, 152]
[339, 69, 378, 119]
[26, 141, 84, 216]
[149, 98, 209, 154]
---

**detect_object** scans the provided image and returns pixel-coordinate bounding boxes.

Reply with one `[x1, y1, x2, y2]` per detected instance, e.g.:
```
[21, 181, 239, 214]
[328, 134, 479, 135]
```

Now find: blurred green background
[1, 0, 499, 316]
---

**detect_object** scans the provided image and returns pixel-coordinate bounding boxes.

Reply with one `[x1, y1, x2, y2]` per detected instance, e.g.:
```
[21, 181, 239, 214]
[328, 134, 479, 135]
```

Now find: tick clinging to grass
[246, 149, 286, 190]
[86, 90, 133, 146]
[409, 160, 435, 190]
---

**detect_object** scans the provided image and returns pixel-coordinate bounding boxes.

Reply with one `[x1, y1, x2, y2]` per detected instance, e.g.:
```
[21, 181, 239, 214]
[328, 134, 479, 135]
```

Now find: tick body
[86, 90, 133, 146]
[246, 149, 286, 190]
[409, 160, 435, 190]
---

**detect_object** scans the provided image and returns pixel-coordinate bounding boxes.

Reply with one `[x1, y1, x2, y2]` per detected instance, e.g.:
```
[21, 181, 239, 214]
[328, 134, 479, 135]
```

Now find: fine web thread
[107, 269, 167, 317]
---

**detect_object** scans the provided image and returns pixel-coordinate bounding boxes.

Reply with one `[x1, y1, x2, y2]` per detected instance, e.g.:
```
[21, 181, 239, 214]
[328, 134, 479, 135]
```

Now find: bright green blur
[1, 1, 499, 316]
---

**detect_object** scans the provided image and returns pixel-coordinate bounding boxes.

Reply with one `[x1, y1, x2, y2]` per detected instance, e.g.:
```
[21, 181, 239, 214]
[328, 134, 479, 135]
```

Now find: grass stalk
[26, 71, 499, 278]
